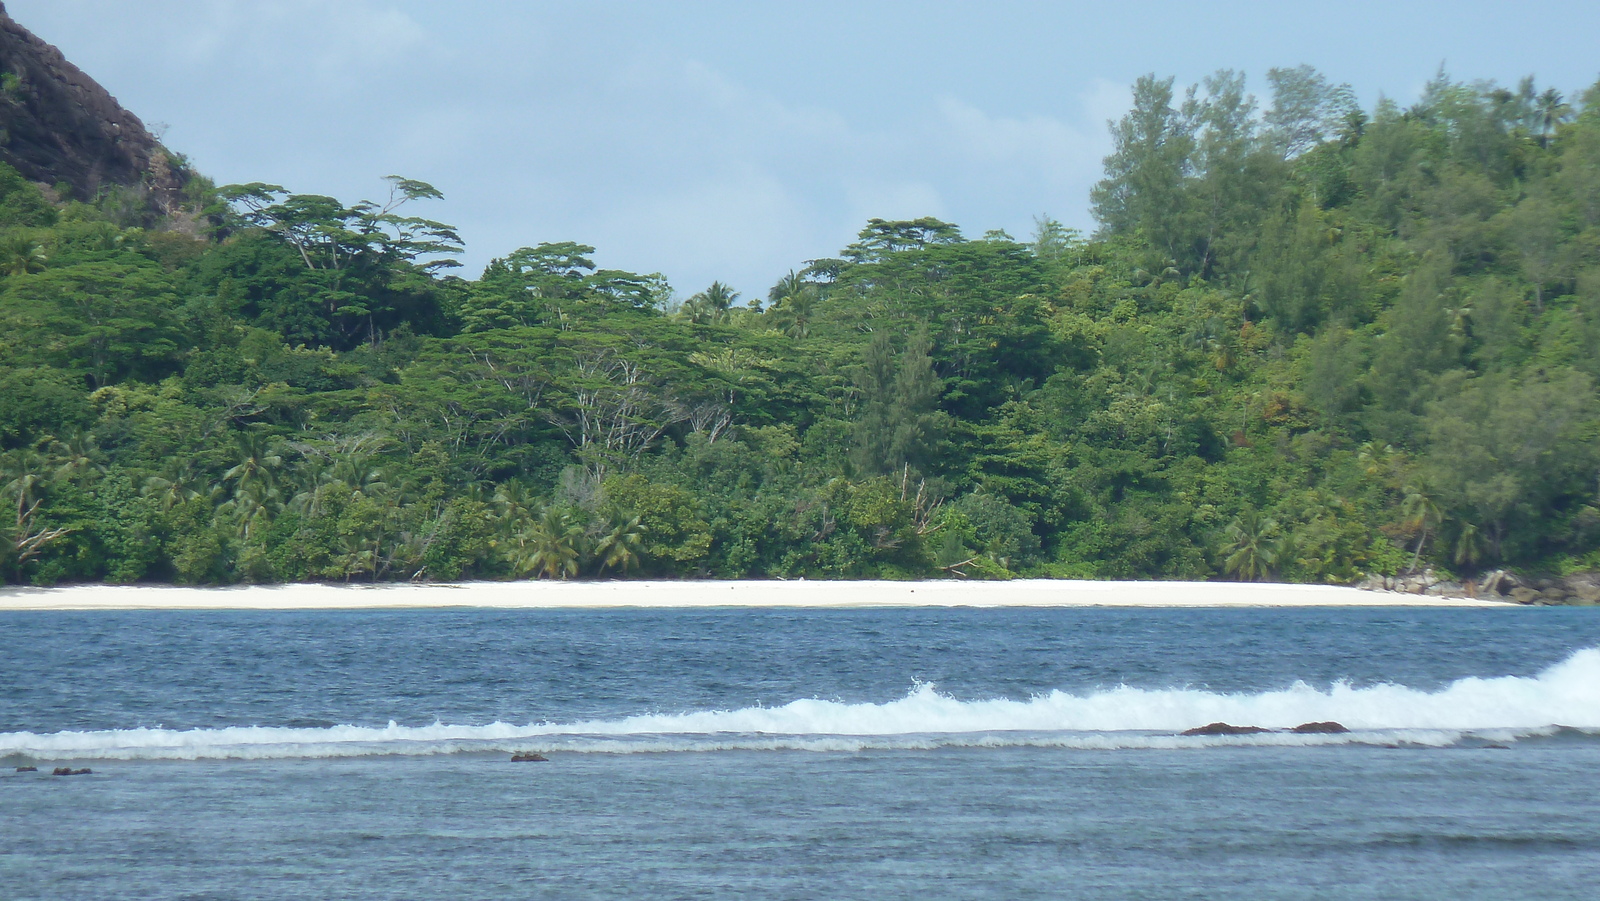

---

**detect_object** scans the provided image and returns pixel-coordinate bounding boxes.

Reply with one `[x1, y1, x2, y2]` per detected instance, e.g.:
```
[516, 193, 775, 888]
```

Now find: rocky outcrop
[1357, 568, 1600, 605]
[1179, 722, 1351, 737]
[0, 2, 184, 204]
[1290, 721, 1349, 734]
[1181, 723, 1270, 736]
[1356, 568, 1466, 597]
[1495, 571, 1600, 606]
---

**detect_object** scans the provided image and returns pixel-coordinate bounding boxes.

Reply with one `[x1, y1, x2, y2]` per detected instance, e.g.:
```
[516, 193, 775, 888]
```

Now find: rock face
[0, 2, 184, 203]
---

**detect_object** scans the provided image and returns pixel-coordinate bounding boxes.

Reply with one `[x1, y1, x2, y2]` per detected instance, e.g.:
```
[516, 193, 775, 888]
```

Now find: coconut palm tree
[51, 432, 103, 482]
[1400, 484, 1443, 573]
[682, 281, 739, 325]
[0, 231, 46, 276]
[517, 507, 585, 580]
[492, 480, 539, 526]
[1, 445, 73, 576]
[767, 271, 817, 339]
[767, 270, 806, 306]
[592, 513, 646, 575]
[1222, 510, 1280, 581]
[217, 488, 276, 542]
[1451, 521, 1484, 569]
[332, 528, 379, 582]
[1534, 88, 1571, 148]
[221, 431, 283, 501]
[142, 460, 205, 511]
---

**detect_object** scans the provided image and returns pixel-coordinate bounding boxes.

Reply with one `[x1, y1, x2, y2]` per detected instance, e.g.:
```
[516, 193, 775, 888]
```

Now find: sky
[8, 0, 1600, 301]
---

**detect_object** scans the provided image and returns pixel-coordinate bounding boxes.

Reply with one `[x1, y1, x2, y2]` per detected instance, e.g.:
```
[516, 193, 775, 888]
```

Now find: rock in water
[1181, 723, 1271, 736]
[510, 753, 549, 762]
[50, 767, 91, 776]
[1291, 721, 1350, 734]
[16, 765, 37, 772]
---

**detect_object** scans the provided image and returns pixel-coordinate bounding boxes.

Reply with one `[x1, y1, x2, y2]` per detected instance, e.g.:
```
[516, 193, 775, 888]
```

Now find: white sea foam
[7, 649, 1600, 761]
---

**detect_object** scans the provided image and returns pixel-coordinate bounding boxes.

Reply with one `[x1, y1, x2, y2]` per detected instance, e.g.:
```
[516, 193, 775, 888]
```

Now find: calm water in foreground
[5, 605, 1600, 899]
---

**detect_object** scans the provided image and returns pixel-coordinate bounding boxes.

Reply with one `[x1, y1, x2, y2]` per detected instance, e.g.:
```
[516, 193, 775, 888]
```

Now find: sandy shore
[0, 579, 1511, 610]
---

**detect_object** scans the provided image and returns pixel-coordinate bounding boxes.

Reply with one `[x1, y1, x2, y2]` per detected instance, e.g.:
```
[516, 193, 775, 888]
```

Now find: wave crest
[8, 649, 1600, 761]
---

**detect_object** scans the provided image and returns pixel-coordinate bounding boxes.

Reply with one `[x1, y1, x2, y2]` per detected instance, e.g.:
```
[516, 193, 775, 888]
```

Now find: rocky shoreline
[1358, 569, 1600, 606]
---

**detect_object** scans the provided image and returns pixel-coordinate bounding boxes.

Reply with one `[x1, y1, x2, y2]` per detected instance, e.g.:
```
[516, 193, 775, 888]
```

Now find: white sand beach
[0, 579, 1511, 610]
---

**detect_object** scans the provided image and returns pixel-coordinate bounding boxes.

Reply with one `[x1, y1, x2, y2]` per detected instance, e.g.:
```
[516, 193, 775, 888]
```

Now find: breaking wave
[7, 649, 1600, 762]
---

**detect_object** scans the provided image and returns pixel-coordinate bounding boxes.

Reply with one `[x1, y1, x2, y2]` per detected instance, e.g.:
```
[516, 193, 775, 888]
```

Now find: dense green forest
[2, 67, 1598, 586]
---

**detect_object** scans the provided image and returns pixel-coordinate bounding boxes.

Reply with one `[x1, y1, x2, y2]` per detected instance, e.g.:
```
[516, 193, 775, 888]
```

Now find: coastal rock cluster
[1181, 722, 1350, 736]
[0, 1, 185, 204]
[1358, 569, 1600, 605]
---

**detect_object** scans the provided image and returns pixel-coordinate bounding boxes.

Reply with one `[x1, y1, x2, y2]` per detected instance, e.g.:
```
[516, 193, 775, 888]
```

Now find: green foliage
[458, 242, 668, 332]
[3, 68, 1599, 586]
[0, 162, 58, 229]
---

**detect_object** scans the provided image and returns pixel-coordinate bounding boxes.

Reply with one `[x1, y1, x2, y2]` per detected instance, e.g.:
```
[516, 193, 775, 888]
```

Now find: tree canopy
[3, 66, 1599, 586]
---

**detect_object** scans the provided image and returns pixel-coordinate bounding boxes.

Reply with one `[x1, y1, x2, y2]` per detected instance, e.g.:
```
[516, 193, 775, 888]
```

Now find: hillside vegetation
[2, 67, 1598, 586]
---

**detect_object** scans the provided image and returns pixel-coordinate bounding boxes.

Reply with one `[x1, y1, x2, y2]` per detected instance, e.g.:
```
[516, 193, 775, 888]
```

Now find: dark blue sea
[6, 605, 1600, 899]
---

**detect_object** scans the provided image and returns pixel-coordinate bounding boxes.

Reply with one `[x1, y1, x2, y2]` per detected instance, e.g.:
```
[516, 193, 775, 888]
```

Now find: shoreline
[0, 579, 1514, 610]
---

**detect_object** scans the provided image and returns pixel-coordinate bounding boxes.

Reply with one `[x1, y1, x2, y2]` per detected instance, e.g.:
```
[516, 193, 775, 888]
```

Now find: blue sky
[10, 0, 1599, 301]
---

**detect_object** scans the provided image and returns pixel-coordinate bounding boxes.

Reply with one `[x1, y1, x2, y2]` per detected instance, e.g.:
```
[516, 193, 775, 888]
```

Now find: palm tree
[517, 507, 585, 580]
[142, 460, 204, 511]
[1451, 521, 1484, 569]
[51, 431, 103, 482]
[1535, 88, 1571, 148]
[1356, 441, 1402, 487]
[767, 272, 818, 339]
[767, 270, 806, 306]
[1222, 510, 1280, 581]
[328, 454, 388, 499]
[332, 528, 379, 582]
[213, 432, 287, 541]
[592, 513, 646, 575]
[682, 281, 739, 325]
[1, 446, 72, 574]
[1399, 484, 1443, 573]
[222, 431, 283, 501]
[492, 480, 538, 526]
[0, 231, 46, 276]
[217, 488, 276, 542]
